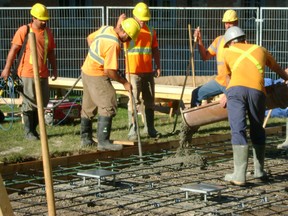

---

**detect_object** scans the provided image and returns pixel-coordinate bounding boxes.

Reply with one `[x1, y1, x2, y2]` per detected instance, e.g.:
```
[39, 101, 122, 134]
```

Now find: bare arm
[1, 44, 21, 80]
[47, 49, 57, 80]
[194, 27, 213, 61]
[104, 69, 132, 91]
[274, 66, 288, 81]
[152, 47, 161, 77]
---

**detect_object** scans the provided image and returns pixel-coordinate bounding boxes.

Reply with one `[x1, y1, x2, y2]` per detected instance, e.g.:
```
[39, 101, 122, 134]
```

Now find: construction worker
[191, 9, 238, 107]
[221, 26, 288, 186]
[122, 2, 161, 140]
[80, 18, 140, 151]
[1, 3, 57, 140]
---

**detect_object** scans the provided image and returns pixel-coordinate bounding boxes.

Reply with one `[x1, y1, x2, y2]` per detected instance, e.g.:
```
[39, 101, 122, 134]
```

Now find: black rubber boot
[145, 108, 161, 138]
[32, 110, 39, 138]
[97, 116, 122, 151]
[224, 145, 249, 186]
[23, 111, 39, 141]
[80, 117, 96, 147]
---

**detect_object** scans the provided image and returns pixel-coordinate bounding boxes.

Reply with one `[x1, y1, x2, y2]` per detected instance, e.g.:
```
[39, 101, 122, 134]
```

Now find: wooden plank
[48, 77, 195, 104]
[0, 98, 22, 105]
[112, 140, 136, 145]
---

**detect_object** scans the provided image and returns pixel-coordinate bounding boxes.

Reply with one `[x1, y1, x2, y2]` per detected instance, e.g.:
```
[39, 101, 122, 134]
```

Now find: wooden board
[48, 77, 195, 104]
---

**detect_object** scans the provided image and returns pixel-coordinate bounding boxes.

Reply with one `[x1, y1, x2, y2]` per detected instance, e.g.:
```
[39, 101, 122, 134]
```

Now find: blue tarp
[265, 78, 288, 118]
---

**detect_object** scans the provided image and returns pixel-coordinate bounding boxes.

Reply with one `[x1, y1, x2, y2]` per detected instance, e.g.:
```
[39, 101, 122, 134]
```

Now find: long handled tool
[124, 44, 143, 162]
[171, 24, 197, 134]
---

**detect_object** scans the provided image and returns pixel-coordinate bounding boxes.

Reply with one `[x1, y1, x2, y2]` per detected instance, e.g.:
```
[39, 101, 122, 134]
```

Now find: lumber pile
[48, 77, 195, 104]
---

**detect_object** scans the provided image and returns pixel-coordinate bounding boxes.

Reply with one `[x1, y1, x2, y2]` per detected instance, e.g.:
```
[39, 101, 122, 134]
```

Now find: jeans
[191, 79, 226, 107]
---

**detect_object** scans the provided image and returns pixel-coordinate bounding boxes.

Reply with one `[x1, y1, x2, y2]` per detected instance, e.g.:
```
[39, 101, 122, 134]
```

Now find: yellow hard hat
[30, 3, 49, 21]
[133, 2, 151, 21]
[222, 9, 238, 22]
[121, 18, 141, 41]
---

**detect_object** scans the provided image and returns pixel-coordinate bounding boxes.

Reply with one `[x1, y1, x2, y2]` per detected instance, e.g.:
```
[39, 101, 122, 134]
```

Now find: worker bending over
[80, 18, 140, 151]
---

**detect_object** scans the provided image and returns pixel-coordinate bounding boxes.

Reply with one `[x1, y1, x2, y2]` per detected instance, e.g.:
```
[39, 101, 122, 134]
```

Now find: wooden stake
[29, 32, 56, 216]
[188, 24, 197, 88]
[0, 166, 14, 216]
[263, 109, 272, 128]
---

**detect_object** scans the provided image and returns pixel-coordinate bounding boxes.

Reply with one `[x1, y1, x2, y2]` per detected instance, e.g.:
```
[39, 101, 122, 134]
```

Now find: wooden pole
[263, 109, 272, 128]
[29, 32, 56, 216]
[0, 162, 14, 216]
[188, 24, 197, 88]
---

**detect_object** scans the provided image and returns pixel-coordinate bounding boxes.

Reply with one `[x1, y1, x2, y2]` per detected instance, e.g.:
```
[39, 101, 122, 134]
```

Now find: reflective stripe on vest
[127, 24, 153, 55]
[229, 45, 263, 74]
[29, 28, 48, 64]
[88, 26, 120, 65]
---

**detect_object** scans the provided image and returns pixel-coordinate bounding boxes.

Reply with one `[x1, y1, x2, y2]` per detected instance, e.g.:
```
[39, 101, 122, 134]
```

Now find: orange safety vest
[125, 24, 154, 74]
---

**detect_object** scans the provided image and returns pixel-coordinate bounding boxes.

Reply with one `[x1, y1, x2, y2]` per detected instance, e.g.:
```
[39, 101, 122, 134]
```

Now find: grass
[0, 101, 286, 164]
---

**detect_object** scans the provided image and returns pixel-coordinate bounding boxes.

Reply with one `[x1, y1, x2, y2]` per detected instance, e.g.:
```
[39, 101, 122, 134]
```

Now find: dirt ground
[4, 127, 288, 216]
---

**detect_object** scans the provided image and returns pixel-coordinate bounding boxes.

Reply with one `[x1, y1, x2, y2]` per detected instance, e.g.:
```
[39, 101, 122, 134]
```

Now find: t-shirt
[12, 23, 56, 78]
[223, 43, 280, 93]
[207, 35, 227, 86]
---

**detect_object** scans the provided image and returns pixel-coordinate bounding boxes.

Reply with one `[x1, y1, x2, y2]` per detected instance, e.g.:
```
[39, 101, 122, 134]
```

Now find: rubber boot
[277, 118, 288, 149]
[32, 110, 39, 138]
[224, 145, 249, 186]
[139, 103, 148, 135]
[80, 118, 96, 147]
[252, 144, 268, 180]
[97, 116, 123, 151]
[127, 111, 137, 141]
[23, 111, 39, 141]
[145, 108, 161, 138]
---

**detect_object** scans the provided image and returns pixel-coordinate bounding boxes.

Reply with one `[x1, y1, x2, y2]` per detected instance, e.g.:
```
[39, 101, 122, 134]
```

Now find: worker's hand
[123, 81, 132, 92]
[284, 68, 288, 83]
[193, 26, 201, 43]
[154, 69, 161, 78]
[219, 94, 227, 108]
[51, 70, 57, 81]
[116, 13, 126, 29]
[1, 69, 10, 80]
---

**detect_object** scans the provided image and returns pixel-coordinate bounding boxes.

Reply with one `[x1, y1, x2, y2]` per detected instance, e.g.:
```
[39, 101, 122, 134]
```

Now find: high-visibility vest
[126, 24, 154, 73]
[88, 26, 120, 65]
[229, 45, 263, 74]
[29, 27, 48, 64]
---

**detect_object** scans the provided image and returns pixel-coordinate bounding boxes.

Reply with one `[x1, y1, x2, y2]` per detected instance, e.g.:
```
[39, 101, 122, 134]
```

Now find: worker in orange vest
[120, 2, 161, 141]
[80, 18, 140, 151]
[221, 26, 288, 186]
[1, 3, 57, 140]
[191, 9, 238, 107]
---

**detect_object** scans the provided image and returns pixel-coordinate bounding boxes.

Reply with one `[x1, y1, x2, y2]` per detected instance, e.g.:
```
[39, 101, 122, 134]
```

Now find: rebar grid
[5, 135, 288, 215]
